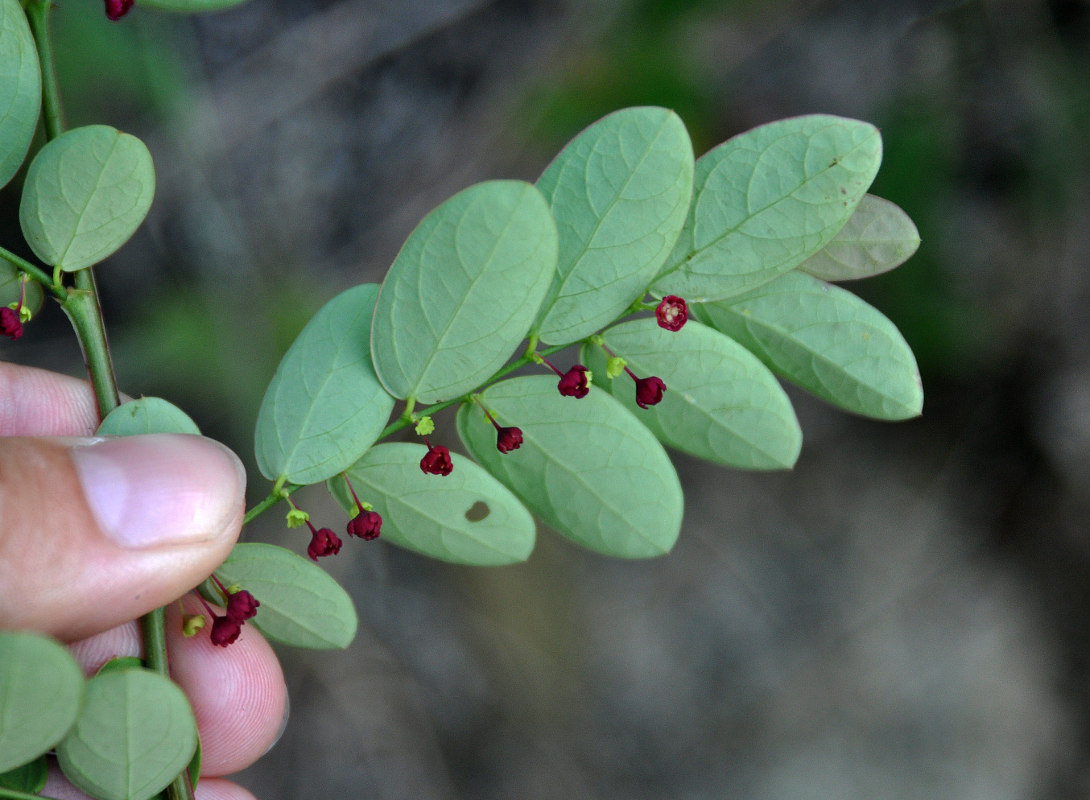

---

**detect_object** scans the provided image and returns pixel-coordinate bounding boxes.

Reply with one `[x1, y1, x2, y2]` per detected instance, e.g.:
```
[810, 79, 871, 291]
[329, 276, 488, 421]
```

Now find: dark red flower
[496, 426, 523, 453]
[225, 590, 259, 623]
[420, 443, 453, 475]
[210, 615, 242, 647]
[557, 364, 591, 398]
[635, 376, 667, 409]
[105, 0, 134, 20]
[0, 308, 23, 340]
[655, 295, 688, 331]
[347, 509, 382, 541]
[307, 527, 342, 561]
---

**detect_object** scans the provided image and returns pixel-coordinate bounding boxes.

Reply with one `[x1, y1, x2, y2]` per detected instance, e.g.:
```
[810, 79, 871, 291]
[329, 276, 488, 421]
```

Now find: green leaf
[208, 543, 357, 649]
[95, 657, 146, 676]
[97, 398, 201, 436]
[56, 669, 197, 800]
[533, 106, 693, 345]
[0, 260, 44, 317]
[581, 319, 801, 469]
[329, 442, 536, 566]
[19, 125, 155, 272]
[136, 0, 250, 11]
[371, 180, 558, 403]
[652, 115, 883, 302]
[456, 375, 683, 558]
[0, 756, 47, 794]
[0, 0, 40, 190]
[694, 270, 923, 420]
[0, 631, 84, 772]
[799, 194, 920, 281]
[254, 283, 395, 484]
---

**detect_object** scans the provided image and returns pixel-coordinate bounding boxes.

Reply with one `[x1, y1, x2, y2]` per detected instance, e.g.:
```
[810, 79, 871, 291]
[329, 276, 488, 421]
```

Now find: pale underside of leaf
[456, 375, 683, 559]
[653, 115, 883, 302]
[695, 270, 923, 420]
[371, 180, 558, 403]
[799, 193, 921, 281]
[0, 0, 41, 190]
[332, 443, 536, 565]
[19, 125, 155, 272]
[210, 543, 358, 649]
[581, 318, 801, 469]
[255, 283, 394, 484]
[534, 106, 694, 344]
[97, 397, 201, 436]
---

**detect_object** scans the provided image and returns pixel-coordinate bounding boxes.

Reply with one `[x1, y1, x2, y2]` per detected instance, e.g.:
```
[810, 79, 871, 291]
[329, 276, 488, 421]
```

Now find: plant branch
[0, 247, 65, 299]
[23, 0, 63, 140]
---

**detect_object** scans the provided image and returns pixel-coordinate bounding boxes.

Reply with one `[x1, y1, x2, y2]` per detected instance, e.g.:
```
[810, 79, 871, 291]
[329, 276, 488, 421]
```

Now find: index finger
[0, 361, 103, 436]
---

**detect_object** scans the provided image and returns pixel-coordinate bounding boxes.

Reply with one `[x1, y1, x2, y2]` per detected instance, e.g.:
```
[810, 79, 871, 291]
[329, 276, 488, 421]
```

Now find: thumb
[0, 433, 246, 641]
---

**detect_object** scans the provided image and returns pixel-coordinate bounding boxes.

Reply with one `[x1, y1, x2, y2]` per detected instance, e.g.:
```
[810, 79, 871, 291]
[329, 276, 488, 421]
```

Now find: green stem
[244, 483, 299, 525]
[23, 0, 63, 140]
[0, 247, 65, 300]
[61, 286, 120, 419]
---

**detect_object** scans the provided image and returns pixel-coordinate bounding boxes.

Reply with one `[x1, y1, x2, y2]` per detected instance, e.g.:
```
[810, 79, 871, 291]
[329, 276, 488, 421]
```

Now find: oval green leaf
[456, 375, 683, 558]
[0, 632, 84, 772]
[694, 270, 923, 420]
[254, 283, 395, 484]
[56, 669, 196, 800]
[371, 180, 558, 403]
[652, 115, 882, 302]
[329, 442, 536, 566]
[209, 543, 357, 649]
[799, 194, 920, 281]
[533, 106, 694, 345]
[0, 756, 47, 794]
[581, 319, 801, 469]
[19, 125, 155, 272]
[136, 0, 250, 11]
[0, 0, 41, 190]
[97, 397, 201, 436]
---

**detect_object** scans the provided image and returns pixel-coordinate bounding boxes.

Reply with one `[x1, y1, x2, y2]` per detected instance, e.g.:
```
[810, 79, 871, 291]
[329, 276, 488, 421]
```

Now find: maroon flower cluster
[344, 476, 383, 540]
[105, 0, 134, 20]
[474, 396, 523, 454]
[635, 376, 667, 409]
[307, 525, 342, 561]
[197, 575, 260, 648]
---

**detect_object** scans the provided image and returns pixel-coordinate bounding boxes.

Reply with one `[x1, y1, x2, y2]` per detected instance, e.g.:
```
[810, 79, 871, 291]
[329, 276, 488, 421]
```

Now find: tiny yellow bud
[606, 357, 626, 379]
[414, 416, 435, 436]
[182, 614, 206, 637]
[286, 508, 310, 528]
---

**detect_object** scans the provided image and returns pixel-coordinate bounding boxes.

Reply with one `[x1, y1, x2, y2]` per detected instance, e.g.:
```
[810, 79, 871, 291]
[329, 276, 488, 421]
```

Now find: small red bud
[347, 509, 382, 540]
[307, 527, 342, 561]
[496, 426, 523, 453]
[210, 615, 242, 647]
[225, 589, 259, 623]
[557, 365, 591, 398]
[420, 443, 453, 476]
[0, 308, 23, 340]
[655, 295, 688, 331]
[635, 376, 667, 409]
[105, 0, 134, 20]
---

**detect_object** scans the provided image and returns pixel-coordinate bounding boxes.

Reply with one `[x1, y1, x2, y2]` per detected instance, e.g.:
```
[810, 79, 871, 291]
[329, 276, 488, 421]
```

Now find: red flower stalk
[655, 295, 688, 331]
[105, 0, 134, 20]
[474, 397, 523, 454]
[342, 475, 383, 540]
[420, 438, 453, 476]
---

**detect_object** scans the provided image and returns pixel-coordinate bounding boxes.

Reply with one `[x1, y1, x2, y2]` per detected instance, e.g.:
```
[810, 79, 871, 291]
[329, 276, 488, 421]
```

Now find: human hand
[0, 361, 287, 800]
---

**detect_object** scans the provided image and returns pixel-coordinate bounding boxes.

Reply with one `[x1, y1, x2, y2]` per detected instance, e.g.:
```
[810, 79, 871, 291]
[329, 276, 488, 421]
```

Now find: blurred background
[3, 0, 1090, 797]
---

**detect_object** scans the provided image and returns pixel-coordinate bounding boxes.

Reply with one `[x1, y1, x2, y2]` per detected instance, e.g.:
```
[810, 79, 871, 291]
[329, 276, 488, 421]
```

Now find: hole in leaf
[465, 501, 490, 522]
